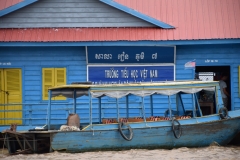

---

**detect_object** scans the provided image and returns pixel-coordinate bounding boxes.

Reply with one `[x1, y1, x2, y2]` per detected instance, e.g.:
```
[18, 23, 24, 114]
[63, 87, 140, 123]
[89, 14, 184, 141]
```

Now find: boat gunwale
[17, 111, 239, 134]
[19, 115, 239, 134]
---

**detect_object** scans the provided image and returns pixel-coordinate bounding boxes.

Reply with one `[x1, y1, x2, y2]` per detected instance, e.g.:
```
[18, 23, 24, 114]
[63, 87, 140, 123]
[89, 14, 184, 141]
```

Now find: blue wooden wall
[1, 43, 239, 126]
[0, 46, 87, 125]
[176, 44, 240, 110]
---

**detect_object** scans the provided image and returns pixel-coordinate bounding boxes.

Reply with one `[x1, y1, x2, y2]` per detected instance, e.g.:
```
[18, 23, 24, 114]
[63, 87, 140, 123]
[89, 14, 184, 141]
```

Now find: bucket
[67, 114, 80, 128]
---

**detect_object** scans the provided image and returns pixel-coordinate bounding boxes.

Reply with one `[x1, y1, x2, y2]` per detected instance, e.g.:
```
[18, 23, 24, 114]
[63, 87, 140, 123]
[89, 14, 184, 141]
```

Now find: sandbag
[67, 113, 80, 128]
[60, 125, 80, 131]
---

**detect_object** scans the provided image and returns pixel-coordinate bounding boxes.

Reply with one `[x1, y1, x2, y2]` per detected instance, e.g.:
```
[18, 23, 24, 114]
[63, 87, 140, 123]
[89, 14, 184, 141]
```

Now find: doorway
[195, 66, 231, 111]
[0, 69, 22, 125]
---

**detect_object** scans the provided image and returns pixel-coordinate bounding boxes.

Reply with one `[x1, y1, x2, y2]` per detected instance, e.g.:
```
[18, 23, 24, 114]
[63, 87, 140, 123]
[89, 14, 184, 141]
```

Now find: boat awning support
[89, 90, 93, 129]
[194, 94, 203, 117]
[47, 90, 52, 130]
[216, 85, 223, 112]
[192, 94, 196, 118]
[150, 95, 153, 116]
[168, 96, 173, 119]
[126, 95, 129, 118]
[141, 97, 147, 123]
[176, 93, 185, 116]
[116, 98, 119, 122]
[73, 89, 77, 113]
[98, 97, 102, 124]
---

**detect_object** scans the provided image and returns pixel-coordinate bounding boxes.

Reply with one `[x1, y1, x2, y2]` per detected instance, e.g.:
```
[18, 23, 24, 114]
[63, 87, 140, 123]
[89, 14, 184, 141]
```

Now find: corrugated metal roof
[114, 0, 240, 40]
[100, 0, 174, 29]
[0, 0, 240, 42]
[0, 0, 23, 10]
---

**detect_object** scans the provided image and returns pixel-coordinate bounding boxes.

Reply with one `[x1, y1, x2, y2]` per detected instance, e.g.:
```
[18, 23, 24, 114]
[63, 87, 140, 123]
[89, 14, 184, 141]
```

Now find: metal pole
[126, 95, 129, 118]
[176, 93, 185, 115]
[194, 93, 202, 117]
[47, 90, 52, 130]
[192, 94, 196, 117]
[150, 95, 153, 116]
[116, 98, 119, 122]
[141, 96, 147, 123]
[216, 85, 223, 112]
[73, 89, 76, 113]
[88, 90, 93, 129]
[168, 96, 173, 119]
[98, 97, 101, 124]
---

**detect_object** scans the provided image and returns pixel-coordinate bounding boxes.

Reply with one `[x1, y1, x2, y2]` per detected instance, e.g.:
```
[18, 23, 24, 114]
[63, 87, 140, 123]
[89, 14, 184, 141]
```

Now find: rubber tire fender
[118, 122, 133, 141]
[172, 119, 182, 139]
[219, 107, 229, 119]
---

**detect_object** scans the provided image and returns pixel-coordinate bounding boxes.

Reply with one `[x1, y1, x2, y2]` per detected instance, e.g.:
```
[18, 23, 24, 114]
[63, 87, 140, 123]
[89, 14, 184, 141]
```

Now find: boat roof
[48, 81, 219, 98]
[49, 81, 219, 91]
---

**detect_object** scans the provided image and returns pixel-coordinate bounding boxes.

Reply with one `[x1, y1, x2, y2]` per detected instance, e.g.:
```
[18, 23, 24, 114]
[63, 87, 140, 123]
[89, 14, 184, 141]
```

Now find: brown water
[0, 146, 240, 160]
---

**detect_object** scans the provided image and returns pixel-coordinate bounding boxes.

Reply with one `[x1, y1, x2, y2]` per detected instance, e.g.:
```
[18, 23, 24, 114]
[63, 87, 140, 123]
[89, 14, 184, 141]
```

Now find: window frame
[42, 67, 67, 101]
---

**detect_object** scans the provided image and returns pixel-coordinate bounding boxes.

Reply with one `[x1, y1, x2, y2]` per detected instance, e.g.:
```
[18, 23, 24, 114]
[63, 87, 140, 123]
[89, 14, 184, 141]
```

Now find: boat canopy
[51, 89, 89, 98]
[48, 81, 217, 99]
[46, 81, 221, 130]
[90, 87, 215, 99]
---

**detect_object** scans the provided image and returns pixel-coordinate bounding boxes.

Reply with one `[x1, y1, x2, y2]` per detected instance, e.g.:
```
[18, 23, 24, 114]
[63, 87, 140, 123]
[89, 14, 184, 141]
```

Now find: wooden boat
[47, 81, 240, 152]
[3, 81, 240, 153]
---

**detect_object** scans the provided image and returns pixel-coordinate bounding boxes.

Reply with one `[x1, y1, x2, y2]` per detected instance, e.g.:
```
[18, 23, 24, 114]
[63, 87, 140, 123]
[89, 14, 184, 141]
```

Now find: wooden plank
[0, 22, 153, 28]
[5, 12, 133, 18]
[13, 148, 32, 154]
[30, 2, 107, 8]
[15, 135, 23, 150]
[46, 0, 94, 2]
[3, 130, 34, 139]
[23, 137, 33, 151]
[51, 116, 240, 152]
[1, 17, 149, 23]
[0, 0, 154, 28]
[16, 7, 119, 13]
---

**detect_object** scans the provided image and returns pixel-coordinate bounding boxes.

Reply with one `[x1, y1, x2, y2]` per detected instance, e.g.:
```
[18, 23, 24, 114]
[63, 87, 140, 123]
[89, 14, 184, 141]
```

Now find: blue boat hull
[51, 116, 240, 152]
